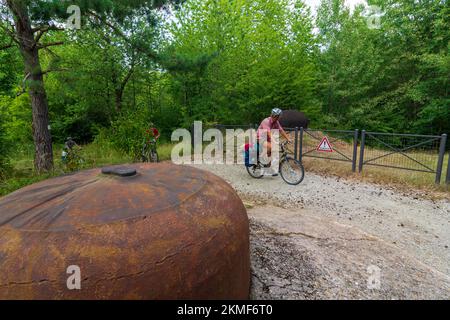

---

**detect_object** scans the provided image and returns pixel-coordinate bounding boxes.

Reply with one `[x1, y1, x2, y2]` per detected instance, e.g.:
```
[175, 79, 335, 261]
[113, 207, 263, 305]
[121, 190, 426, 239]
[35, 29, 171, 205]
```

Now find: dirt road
[190, 163, 450, 299]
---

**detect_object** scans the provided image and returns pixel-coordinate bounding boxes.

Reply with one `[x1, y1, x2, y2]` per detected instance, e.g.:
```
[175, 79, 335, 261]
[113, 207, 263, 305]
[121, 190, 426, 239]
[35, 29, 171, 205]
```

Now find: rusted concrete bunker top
[0, 163, 250, 299]
[0, 163, 213, 231]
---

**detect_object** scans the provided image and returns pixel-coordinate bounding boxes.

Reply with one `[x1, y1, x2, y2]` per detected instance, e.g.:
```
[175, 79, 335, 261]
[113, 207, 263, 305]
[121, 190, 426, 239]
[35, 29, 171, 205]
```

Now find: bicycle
[62, 146, 85, 171]
[246, 140, 305, 185]
[141, 138, 159, 163]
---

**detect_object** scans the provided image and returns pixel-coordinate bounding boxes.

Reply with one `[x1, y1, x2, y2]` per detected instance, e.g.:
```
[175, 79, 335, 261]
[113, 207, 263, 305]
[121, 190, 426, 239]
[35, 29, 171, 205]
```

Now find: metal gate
[286, 128, 359, 172]
[210, 124, 449, 184]
[358, 131, 447, 184]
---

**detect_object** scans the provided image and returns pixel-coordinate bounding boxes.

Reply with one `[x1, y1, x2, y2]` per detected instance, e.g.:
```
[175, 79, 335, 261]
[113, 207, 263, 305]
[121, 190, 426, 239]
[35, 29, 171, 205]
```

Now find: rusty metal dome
[0, 163, 250, 299]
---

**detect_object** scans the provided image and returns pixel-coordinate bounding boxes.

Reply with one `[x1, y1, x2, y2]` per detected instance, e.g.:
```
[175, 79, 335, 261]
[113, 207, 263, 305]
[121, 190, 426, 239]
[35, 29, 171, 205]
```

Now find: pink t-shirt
[257, 117, 283, 141]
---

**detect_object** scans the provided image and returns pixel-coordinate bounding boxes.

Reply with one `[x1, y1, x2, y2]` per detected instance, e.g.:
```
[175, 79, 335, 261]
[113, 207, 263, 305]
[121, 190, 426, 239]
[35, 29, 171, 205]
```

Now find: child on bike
[145, 123, 160, 142]
[141, 123, 160, 162]
[62, 137, 79, 162]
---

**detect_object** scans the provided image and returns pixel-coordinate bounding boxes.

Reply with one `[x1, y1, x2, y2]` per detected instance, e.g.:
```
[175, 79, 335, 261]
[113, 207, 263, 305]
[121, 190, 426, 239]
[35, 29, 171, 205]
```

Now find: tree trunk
[115, 89, 123, 113]
[7, 0, 53, 172]
[114, 66, 134, 113]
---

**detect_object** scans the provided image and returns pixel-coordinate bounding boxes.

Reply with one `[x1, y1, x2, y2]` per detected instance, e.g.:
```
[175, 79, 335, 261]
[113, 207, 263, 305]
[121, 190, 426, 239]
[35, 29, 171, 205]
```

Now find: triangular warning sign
[316, 136, 333, 152]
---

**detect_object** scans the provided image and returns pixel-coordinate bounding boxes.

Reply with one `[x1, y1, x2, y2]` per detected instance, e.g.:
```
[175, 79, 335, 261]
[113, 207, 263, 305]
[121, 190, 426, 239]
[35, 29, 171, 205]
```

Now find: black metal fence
[447, 153, 450, 185]
[213, 124, 254, 155]
[359, 131, 447, 184]
[285, 128, 359, 172]
[209, 124, 449, 185]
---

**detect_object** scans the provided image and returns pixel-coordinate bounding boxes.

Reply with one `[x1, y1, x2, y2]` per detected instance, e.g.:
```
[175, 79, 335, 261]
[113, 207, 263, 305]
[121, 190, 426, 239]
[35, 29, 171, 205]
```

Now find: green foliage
[164, 0, 319, 126]
[0, 105, 10, 177]
[315, 0, 449, 133]
[27, 0, 182, 22]
[1, 0, 449, 187]
[96, 106, 152, 160]
[62, 146, 86, 172]
[1, 94, 33, 145]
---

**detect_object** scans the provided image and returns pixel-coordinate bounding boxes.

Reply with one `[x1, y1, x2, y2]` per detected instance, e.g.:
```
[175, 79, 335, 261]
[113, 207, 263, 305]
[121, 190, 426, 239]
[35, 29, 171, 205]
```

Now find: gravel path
[190, 163, 450, 298]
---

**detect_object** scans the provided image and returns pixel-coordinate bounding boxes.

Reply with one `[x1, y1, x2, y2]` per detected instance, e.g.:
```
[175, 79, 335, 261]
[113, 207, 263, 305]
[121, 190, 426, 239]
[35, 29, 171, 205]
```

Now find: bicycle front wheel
[141, 151, 149, 162]
[279, 157, 305, 185]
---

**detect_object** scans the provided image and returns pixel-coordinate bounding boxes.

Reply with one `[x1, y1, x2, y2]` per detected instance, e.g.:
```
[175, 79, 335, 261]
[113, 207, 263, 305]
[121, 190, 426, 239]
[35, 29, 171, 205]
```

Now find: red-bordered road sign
[317, 136, 333, 152]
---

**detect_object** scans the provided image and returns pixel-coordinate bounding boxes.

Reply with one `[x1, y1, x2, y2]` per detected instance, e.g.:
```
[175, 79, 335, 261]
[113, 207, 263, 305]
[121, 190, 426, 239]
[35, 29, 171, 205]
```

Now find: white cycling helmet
[271, 108, 282, 116]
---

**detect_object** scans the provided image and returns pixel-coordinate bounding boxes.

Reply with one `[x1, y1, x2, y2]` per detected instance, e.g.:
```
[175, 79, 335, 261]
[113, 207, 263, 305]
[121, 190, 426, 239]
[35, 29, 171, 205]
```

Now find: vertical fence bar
[190, 123, 195, 149]
[352, 129, 359, 172]
[435, 134, 447, 184]
[294, 127, 299, 161]
[249, 124, 253, 148]
[254, 124, 259, 162]
[217, 124, 224, 154]
[358, 130, 366, 172]
[446, 152, 450, 185]
[299, 127, 304, 163]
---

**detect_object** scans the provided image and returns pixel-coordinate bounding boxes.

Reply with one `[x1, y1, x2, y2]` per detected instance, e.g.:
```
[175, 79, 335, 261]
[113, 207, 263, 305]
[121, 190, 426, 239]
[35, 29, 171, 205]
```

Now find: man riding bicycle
[257, 108, 292, 175]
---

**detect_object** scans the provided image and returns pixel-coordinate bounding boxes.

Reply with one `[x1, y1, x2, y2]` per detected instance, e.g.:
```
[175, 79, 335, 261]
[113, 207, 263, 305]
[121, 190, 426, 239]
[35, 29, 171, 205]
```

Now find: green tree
[0, 0, 180, 172]
[165, 0, 318, 125]
[315, 0, 449, 134]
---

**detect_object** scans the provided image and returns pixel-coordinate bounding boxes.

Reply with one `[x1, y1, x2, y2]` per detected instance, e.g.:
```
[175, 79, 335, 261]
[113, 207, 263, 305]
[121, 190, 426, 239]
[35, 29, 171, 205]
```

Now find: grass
[301, 157, 449, 198]
[0, 141, 175, 197]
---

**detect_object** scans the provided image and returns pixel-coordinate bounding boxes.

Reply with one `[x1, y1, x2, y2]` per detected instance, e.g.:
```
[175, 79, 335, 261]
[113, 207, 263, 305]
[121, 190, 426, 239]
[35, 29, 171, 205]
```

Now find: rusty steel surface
[0, 163, 250, 299]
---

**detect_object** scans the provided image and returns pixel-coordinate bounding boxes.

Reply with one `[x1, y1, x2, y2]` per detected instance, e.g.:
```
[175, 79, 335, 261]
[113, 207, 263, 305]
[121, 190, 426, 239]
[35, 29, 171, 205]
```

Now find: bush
[0, 94, 32, 146]
[94, 104, 184, 160]
[0, 107, 11, 178]
[95, 107, 152, 160]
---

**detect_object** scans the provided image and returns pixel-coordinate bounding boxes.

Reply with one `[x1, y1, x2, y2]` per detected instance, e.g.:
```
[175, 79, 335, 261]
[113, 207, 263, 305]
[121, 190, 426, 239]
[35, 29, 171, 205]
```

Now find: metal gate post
[249, 124, 253, 148]
[436, 134, 447, 184]
[190, 123, 195, 149]
[218, 124, 224, 154]
[299, 127, 304, 163]
[446, 152, 450, 185]
[294, 127, 299, 161]
[352, 129, 359, 172]
[358, 130, 366, 172]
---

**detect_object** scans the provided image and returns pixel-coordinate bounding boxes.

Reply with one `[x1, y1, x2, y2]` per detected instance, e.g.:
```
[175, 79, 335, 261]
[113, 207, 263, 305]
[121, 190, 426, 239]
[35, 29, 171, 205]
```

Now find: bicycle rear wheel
[150, 149, 159, 163]
[141, 145, 148, 162]
[279, 157, 305, 185]
[246, 165, 264, 179]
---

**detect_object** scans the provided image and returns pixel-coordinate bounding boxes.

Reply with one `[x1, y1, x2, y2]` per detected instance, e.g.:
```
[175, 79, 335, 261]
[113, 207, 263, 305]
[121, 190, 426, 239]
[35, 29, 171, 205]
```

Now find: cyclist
[145, 123, 160, 143]
[257, 108, 292, 175]
[141, 123, 160, 162]
[62, 137, 79, 162]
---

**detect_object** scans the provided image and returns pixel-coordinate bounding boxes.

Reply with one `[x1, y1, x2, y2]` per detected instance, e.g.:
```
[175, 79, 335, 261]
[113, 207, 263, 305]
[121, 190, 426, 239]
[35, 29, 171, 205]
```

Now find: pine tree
[0, 0, 179, 172]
